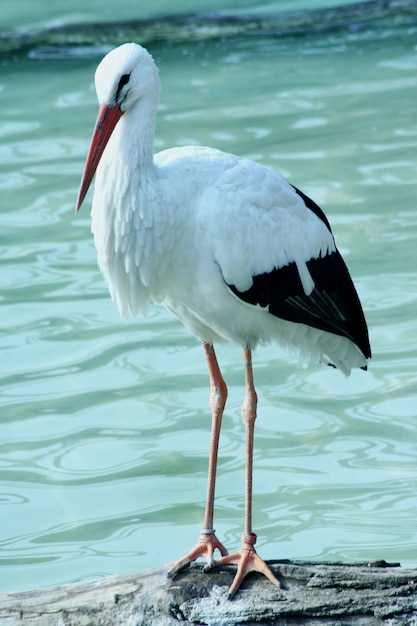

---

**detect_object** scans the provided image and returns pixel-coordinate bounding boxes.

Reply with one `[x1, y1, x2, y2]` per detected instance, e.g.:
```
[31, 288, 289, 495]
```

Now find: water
[0, 0, 360, 30]
[1, 8, 417, 593]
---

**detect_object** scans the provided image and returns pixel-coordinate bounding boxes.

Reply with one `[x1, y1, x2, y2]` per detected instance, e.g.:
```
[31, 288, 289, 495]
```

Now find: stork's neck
[92, 90, 165, 319]
[117, 93, 158, 173]
[96, 91, 160, 215]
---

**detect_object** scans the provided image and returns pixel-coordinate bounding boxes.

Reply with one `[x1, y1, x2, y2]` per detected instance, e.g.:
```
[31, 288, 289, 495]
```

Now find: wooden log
[1, 560, 416, 625]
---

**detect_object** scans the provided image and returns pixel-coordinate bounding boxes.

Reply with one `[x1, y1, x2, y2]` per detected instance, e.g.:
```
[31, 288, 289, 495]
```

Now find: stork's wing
[196, 154, 370, 359]
[227, 248, 371, 360]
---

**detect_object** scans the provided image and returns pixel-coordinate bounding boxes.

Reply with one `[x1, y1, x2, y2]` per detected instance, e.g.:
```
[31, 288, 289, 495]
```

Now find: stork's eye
[116, 73, 130, 102]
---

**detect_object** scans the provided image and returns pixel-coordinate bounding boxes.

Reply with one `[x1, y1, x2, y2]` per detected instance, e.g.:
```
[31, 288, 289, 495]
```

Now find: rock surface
[1, 560, 417, 625]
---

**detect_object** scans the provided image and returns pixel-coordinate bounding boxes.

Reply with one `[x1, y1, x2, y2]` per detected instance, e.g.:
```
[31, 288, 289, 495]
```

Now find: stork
[76, 43, 371, 598]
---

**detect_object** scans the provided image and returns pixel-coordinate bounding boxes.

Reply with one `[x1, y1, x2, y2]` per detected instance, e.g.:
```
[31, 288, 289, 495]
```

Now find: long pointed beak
[76, 103, 124, 212]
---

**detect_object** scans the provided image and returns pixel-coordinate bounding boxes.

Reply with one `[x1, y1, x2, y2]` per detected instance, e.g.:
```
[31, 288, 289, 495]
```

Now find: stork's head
[95, 43, 160, 113]
[76, 43, 159, 211]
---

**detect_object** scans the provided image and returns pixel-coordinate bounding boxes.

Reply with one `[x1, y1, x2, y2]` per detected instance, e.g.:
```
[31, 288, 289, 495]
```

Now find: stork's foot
[213, 532, 280, 599]
[166, 529, 228, 577]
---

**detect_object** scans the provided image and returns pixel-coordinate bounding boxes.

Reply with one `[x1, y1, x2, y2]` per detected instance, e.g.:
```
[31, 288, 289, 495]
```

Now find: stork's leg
[166, 341, 228, 577]
[213, 348, 280, 599]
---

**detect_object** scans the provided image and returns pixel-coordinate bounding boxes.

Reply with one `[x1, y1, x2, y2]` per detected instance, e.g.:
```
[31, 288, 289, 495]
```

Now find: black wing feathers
[227, 187, 371, 359]
[228, 251, 370, 359]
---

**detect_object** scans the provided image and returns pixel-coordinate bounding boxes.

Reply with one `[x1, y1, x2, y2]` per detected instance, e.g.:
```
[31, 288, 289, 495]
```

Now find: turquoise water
[1, 0, 358, 29]
[1, 6, 417, 593]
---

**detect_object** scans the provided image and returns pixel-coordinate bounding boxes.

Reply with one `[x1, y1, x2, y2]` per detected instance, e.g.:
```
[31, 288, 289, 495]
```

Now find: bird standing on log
[76, 43, 371, 599]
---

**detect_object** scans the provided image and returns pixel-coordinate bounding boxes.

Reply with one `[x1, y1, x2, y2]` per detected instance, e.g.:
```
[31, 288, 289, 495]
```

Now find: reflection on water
[1, 19, 417, 592]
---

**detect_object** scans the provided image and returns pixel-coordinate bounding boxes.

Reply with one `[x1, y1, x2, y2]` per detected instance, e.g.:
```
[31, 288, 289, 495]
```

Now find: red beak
[76, 103, 124, 212]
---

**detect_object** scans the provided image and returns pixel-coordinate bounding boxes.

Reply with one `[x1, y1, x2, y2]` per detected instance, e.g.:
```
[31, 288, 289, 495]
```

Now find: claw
[166, 530, 228, 578]
[213, 533, 280, 599]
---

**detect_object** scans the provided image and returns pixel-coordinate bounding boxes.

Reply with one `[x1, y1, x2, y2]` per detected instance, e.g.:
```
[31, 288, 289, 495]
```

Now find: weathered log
[1, 560, 416, 625]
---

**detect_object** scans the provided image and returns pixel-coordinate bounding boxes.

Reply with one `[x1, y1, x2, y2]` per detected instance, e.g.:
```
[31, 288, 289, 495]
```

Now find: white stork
[76, 42, 371, 599]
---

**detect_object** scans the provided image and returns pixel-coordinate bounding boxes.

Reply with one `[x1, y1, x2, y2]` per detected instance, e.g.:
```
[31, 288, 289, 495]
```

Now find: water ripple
[1, 25, 417, 593]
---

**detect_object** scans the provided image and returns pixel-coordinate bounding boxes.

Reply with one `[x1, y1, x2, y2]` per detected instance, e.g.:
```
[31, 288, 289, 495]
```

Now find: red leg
[166, 342, 228, 577]
[213, 348, 280, 598]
